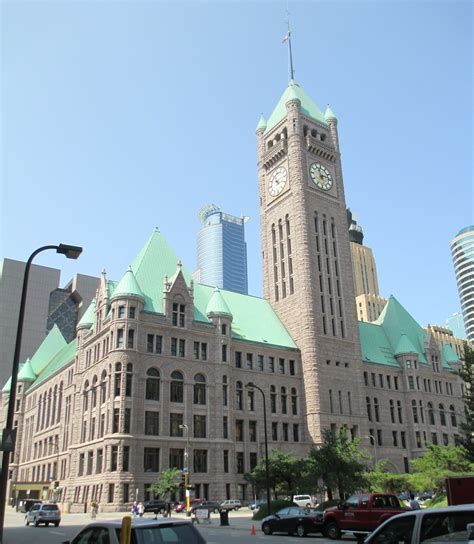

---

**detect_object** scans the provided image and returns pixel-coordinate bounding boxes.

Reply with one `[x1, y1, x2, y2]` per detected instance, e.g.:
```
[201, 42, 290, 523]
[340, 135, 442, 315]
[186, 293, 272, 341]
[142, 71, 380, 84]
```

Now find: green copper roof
[30, 325, 68, 376]
[358, 321, 400, 367]
[265, 79, 327, 133]
[111, 266, 145, 301]
[374, 296, 428, 364]
[441, 343, 460, 370]
[29, 339, 77, 391]
[2, 375, 12, 393]
[17, 358, 36, 382]
[77, 298, 95, 328]
[256, 114, 267, 131]
[206, 288, 233, 318]
[127, 228, 192, 313]
[394, 333, 418, 356]
[324, 105, 337, 121]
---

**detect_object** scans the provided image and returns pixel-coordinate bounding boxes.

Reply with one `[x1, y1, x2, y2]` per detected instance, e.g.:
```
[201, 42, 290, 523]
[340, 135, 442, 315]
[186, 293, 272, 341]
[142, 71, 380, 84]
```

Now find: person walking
[90, 499, 98, 519]
[138, 502, 144, 517]
[131, 501, 138, 517]
[409, 493, 420, 510]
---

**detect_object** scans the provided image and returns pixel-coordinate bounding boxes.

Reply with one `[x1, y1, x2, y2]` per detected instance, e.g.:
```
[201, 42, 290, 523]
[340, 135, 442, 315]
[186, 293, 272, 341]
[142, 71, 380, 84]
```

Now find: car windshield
[116, 524, 204, 544]
[42, 505, 59, 511]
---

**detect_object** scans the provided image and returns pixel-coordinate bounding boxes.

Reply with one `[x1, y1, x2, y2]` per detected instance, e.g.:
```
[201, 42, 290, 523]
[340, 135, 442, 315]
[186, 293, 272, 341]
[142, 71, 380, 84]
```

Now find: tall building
[446, 312, 467, 339]
[451, 226, 474, 342]
[195, 204, 248, 295]
[0, 258, 98, 387]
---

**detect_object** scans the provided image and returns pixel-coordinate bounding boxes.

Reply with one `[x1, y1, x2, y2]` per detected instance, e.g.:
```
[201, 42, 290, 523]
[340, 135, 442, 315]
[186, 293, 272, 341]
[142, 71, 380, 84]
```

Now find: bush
[252, 500, 293, 520]
[424, 494, 447, 508]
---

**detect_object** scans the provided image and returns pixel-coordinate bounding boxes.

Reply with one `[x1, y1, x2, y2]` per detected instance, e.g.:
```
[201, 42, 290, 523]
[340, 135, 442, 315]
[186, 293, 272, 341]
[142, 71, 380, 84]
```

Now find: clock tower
[257, 80, 368, 443]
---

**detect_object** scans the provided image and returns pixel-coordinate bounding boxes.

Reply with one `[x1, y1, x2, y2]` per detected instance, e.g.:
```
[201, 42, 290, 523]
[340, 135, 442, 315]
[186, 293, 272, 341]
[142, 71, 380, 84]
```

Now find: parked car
[61, 518, 206, 544]
[143, 499, 167, 514]
[323, 493, 407, 541]
[416, 492, 434, 502]
[219, 499, 242, 511]
[249, 499, 265, 511]
[175, 498, 202, 513]
[292, 494, 313, 508]
[364, 504, 474, 543]
[189, 500, 220, 514]
[19, 499, 42, 513]
[25, 502, 61, 527]
[261, 506, 324, 537]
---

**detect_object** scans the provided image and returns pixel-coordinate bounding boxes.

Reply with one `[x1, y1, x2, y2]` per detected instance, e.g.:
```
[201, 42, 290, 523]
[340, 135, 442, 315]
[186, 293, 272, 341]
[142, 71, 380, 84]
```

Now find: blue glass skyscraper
[196, 204, 248, 294]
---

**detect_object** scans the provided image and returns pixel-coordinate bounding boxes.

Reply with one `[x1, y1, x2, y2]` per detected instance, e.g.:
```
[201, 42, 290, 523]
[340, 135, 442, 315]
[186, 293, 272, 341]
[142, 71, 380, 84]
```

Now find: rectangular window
[377, 429, 383, 446]
[147, 334, 154, 353]
[293, 424, 299, 442]
[144, 448, 160, 472]
[394, 376, 399, 390]
[145, 411, 160, 435]
[194, 341, 200, 359]
[87, 451, 93, 475]
[108, 483, 114, 503]
[257, 355, 264, 371]
[179, 339, 185, 357]
[279, 358, 285, 374]
[268, 357, 275, 373]
[371, 373, 376, 387]
[193, 450, 207, 473]
[172, 303, 185, 327]
[170, 413, 183, 437]
[387, 375, 391, 388]
[222, 344, 227, 362]
[401, 431, 406, 448]
[124, 408, 131, 433]
[118, 306, 125, 318]
[123, 483, 130, 503]
[223, 450, 229, 473]
[272, 422, 278, 441]
[223, 416, 228, 439]
[128, 306, 136, 319]
[379, 374, 384, 388]
[113, 408, 120, 433]
[194, 415, 206, 438]
[235, 419, 244, 441]
[289, 360, 295, 375]
[169, 448, 184, 470]
[235, 351, 242, 368]
[415, 431, 422, 448]
[408, 376, 414, 390]
[283, 423, 289, 441]
[201, 342, 207, 360]
[364, 372, 368, 386]
[96, 449, 103, 473]
[155, 335, 162, 354]
[171, 338, 177, 357]
[127, 329, 134, 348]
[236, 452, 244, 474]
[221, 323, 227, 335]
[392, 431, 398, 447]
[111, 446, 118, 471]
[78, 453, 84, 476]
[250, 452, 258, 471]
[249, 420, 257, 442]
[246, 353, 253, 369]
[122, 446, 130, 471]
[116, 329, 124, 349]
[431, 432, 438, 445]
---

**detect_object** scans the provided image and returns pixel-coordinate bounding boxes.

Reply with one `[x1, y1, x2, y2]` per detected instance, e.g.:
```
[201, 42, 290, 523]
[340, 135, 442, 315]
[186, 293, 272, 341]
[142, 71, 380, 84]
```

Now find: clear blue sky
[2, 0, 472, 329]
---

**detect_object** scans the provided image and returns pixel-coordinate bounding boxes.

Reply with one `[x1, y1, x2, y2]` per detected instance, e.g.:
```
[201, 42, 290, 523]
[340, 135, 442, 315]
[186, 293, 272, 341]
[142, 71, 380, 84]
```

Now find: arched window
[57, 382, 63, 424]
[450, 405, 457, 427]
[439, 404, 446, 426]
[281, 387, 287, 414]
[125, 363, 133, 397]
[428, 402, 435, 425]
[91, 376, 98, 408]
[291, 387, 298, 415]
[235, 381, 243, 410]
[83, 381, 89, 412]
[114, 363, 121, 397]
[52, 385, 57, 424]
[100, 370, 107, 404]
[170, 371, 184, 403]
[146, 368, 160, 401]
[270, 385, 277, 414]
[193, 374, 206, 405]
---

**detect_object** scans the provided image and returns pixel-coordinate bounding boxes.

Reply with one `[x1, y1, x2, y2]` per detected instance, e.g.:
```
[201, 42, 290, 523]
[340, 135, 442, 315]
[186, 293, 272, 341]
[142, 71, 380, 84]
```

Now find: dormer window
[172, 303, 185, 327]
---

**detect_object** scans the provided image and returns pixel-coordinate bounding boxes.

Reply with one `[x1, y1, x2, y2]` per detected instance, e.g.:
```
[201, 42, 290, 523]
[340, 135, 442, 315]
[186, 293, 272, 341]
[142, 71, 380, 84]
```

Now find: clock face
[268, 166, 288, 197]
[310, 162, 333, 191]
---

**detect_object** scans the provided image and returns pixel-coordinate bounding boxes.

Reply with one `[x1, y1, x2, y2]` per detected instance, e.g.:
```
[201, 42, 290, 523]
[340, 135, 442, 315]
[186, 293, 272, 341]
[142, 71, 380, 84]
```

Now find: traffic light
[52, 480, 60, 491]
[180, 472, 187, 487]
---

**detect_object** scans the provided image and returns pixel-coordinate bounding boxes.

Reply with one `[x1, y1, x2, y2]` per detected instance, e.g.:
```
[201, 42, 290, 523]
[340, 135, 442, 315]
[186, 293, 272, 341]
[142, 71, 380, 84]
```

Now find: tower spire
[283, 11, 295, 81]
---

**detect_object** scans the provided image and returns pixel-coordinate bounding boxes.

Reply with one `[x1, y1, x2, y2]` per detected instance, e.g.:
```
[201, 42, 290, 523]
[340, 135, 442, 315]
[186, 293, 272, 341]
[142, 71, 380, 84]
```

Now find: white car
[364, 505, 474, 543]
[62, 518, 207, 544]
[292, 495, 313, 508]
[25, 502, 61, 527]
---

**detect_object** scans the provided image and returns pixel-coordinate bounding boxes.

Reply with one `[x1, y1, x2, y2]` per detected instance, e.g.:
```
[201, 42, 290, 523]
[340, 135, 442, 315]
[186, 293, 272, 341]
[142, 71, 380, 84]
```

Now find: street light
[245, 382, 271, 515]
[0, 243, 82, 544]
[179, 424, 190, 511]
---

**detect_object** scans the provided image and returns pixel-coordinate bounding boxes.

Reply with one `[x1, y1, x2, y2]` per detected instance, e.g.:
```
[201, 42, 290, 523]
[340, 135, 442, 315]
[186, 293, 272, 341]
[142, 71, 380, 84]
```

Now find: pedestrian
[166, 502, 172, 518]
[90, 499, 98, 519]
[131, 501, 138, 517]
[138, 502, 144, 517]
[409, 493, 420, 510]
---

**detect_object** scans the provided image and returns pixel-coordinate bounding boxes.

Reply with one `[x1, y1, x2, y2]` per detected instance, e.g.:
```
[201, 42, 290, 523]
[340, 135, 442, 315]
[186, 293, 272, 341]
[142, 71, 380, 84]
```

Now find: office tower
[195, 204, 248, 294]
[446, 312, 467, 339]
[451, 226, 474, 342]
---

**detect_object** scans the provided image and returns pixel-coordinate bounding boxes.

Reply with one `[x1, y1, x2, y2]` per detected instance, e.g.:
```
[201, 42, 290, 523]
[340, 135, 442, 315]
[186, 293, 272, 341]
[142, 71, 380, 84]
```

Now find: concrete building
[451, 226, 474, 342]
[2, 79, 466, 510]
[195, 204, 248, 295]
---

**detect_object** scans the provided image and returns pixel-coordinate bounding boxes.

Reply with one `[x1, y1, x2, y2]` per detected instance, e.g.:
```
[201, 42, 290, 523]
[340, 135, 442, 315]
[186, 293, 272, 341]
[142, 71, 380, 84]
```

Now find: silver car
[25, 502, 61, 527]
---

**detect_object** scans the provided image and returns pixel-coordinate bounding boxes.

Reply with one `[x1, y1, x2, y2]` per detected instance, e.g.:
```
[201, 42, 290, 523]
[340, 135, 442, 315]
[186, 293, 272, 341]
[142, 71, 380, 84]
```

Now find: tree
[409, 444, 474, 492]
[308, 428, 368, 500]
[150, 468, 182, 499]
[366, 461, 411, 494]
[458, 342, 474, 461]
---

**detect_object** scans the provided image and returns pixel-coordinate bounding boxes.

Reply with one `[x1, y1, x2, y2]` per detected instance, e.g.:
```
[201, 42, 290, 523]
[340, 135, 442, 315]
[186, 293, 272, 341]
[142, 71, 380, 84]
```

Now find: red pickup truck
[323, 493, 408, 540]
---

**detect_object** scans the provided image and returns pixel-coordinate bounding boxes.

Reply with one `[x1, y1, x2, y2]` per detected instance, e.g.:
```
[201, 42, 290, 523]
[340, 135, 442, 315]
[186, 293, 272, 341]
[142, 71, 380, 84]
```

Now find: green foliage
[458, 342, 474, 462]
[150, 468, 182, 499]
[366, 461, 411, 493]
[308, 428, 369, 499]
[252, 500, 293, 520]
[424, 494, 447, 508]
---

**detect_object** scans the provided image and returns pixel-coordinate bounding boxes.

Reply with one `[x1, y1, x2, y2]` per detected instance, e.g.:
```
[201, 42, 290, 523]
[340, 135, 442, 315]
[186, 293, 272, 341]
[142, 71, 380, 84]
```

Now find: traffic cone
[250, 525, 257, 536]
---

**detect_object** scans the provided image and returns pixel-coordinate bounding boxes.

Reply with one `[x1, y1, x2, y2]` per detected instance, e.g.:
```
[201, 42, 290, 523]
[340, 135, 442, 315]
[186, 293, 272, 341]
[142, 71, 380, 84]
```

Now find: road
[4, 508, 358, 544]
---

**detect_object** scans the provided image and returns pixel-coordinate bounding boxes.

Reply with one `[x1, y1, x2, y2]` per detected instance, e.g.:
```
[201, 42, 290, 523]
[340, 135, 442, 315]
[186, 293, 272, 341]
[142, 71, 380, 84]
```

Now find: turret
[325, 105, 339, 151]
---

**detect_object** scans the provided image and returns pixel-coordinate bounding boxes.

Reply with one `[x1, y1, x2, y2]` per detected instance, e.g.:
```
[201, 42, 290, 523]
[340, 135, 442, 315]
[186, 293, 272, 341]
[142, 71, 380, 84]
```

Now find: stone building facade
[2, 79, 467, 510]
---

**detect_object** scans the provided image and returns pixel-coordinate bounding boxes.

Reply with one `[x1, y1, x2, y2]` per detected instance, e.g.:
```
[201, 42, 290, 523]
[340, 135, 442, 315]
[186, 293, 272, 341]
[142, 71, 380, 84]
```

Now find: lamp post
[179, 424, 190, 511]
[245, 382, 271, 515]
[0, 243, 82, 544]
